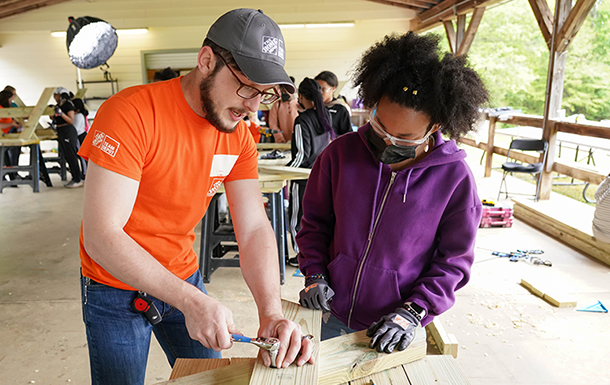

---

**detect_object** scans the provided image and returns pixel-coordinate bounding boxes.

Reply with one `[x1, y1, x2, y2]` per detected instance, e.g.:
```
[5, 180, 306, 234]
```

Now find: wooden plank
[258, 165, 311, 178]
[501, 114, 544, 128]
[410, 0, 502, 33]
[256, 142, 291, 151]
[425, 318, 458, 357]
[74, 88, 88, 99]
[520, 278, 577, 308]
[528, 0, 553, 49]
[350, 365, 410, 385]
[365, 0, 422, 12]
[554, 0, 597, 53]
[457, 7, 485, 56]
[318, 326, 426, 385]
[19, 87, 54, 141]
[157, 359, 255, 385]
[248, 300, 321, 385]
[512, 199, 610, 267]
[556, 121, 610, 140]
[0, 0, 69, 20]
[447, 333, 459, 359]
[403, 355, 470, 385]
[443, 20, 457, 53]
[169, 358, 231, 380]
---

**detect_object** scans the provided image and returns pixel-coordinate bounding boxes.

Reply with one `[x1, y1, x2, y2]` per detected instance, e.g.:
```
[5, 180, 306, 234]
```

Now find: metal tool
[232, 334, 281, 368]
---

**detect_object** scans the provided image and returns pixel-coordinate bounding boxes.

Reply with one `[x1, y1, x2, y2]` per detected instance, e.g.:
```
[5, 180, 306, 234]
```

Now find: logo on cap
[262, 36, 284, 60]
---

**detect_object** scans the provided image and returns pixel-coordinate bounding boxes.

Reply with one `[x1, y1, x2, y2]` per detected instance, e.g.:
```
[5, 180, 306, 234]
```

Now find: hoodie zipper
[347, 171, 396, 329]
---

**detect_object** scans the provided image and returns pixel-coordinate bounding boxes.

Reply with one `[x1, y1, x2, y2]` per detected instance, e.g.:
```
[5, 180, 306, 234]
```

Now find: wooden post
[484, 116, 497, 178]
[539, 0, 571, 200]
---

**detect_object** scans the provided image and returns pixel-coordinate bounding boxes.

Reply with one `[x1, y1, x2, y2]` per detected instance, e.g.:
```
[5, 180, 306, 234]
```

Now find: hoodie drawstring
[403, 169, 413, 203]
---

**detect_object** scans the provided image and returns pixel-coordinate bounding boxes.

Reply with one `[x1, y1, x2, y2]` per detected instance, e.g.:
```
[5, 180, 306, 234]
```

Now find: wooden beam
[456, 14, 466, 48]
[556, 122, 610, 140]
[417, 0, 460, 23]
[159, 359, 255, 385]
[381, 0, 434, 9]
[404, 356, 470, 385]
[0, 106, 54, 119]
[318, 326, 426, 385]
[0, 0, 70, 20]
[520, 278, 577, 308]
[248, 300, 321, 385]
[365, 0, 422, 11]
[554, 0, 598, 52]
[457, 7, 485, 56]
[512, 198, 610, 268]
[410, 0, 502, 33]
[528, 0, 554, 49]
[484, 116, 497, 178]
[443, 20, 457, 53]
[425, 318, 458, 358]
[19, 87, 54, 141]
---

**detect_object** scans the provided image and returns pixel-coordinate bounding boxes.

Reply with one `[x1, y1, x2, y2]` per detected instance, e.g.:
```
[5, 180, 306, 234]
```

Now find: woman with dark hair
[286, 77, 333, 266]
[296, 32, 488, 352]
[51, 87, 84, 188]
[1, 89, 22, 182]
[315, 70, 352, 136]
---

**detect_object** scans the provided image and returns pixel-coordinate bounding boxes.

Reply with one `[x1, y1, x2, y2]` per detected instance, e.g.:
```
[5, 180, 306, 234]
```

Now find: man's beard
[199, 74, 243, 134]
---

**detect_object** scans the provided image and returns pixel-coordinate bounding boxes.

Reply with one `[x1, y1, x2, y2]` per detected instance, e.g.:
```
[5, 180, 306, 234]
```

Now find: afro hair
[351, 32, 488, 139]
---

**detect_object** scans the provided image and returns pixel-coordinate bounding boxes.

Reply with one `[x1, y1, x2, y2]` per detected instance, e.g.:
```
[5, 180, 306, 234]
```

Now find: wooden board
[159, 358, 255, 385]
[425, 318, 458, 358]
[318, 326, 426, 385]
[403, 355, 470, 385]
[248, 300, 321, 385]
[257, 143, 291, 151]
[520, 278, 577, 308]
[512, 198, 610, 267]
[348, 365, 410, 385]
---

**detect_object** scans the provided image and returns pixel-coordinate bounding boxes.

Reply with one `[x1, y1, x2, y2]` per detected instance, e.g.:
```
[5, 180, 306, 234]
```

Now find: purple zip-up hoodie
[296, 124, 482, 330]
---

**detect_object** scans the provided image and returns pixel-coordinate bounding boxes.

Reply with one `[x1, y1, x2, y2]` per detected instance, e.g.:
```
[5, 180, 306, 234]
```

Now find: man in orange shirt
[78, 9, 312, 384]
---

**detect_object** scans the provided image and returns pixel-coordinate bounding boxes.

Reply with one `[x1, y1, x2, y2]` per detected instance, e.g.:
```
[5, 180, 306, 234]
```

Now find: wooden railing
[457, 113, 610, 199]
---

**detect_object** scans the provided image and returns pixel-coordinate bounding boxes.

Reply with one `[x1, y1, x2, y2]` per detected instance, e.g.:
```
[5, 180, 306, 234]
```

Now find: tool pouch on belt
[131, 291, 162, 325]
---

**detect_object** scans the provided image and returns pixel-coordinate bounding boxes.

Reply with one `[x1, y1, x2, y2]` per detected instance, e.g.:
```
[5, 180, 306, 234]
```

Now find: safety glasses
[218, 55, 280, 105]
[369, 109, 434, 147]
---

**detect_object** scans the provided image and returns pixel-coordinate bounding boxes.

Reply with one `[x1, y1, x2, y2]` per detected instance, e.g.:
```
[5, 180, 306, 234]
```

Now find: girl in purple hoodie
[296, 32, 488, 354]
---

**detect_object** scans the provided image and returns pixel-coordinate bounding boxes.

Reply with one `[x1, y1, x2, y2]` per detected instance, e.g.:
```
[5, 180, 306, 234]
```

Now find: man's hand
[299, 277, 334, 312]
[258, 316, 314, 368]
[366, 306, 419, 353]
[182, 293, 238, 352]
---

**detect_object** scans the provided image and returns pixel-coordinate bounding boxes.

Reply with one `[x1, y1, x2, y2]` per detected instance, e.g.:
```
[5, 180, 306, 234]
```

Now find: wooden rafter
[366, 0, 425, 12]
[410, 0, 501, 32]
[442, 7, 485, 55]
[554, 0, 598, 52]
[528, 0, 554, 49]
[457, 6, 485, 55]
[385, 0, 437, 8]
[0, 0, 70, 20]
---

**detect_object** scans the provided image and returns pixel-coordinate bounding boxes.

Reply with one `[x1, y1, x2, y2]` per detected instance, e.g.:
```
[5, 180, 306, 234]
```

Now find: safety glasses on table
[369, 109, 434, 147]
[217, 55, 280, 105]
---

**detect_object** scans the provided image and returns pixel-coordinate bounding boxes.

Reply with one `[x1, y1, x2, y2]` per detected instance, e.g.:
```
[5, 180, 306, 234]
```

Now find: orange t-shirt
[1, 106, 13, 134]
[78, 77, 258, 290]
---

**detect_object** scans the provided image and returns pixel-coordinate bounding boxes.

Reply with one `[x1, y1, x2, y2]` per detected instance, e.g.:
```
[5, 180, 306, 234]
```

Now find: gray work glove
[299, 277, 335, 312]
[367, 306, 419, 353]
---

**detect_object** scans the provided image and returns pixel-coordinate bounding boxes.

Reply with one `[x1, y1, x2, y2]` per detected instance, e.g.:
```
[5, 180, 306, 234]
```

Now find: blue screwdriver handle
[231, 334, 253, 343]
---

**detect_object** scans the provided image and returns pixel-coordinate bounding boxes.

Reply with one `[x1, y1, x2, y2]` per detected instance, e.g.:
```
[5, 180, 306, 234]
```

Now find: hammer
[231, 334, 280, 368]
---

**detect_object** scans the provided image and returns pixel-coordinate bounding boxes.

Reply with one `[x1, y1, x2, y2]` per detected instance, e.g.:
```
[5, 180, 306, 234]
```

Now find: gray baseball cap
[206, 8, 295, 94]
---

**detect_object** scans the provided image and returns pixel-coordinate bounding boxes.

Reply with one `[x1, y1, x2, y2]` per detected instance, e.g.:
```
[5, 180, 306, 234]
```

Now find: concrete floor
[1, 153, 609, 384]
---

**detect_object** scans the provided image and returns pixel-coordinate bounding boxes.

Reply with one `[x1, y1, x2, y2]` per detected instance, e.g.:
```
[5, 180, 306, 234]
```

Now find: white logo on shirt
[206, 155, 239, 197]
[92, 130, 120, 157]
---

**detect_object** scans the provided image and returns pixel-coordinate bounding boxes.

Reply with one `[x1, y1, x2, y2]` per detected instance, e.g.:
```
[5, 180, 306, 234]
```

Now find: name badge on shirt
[207, 155, 239, 196]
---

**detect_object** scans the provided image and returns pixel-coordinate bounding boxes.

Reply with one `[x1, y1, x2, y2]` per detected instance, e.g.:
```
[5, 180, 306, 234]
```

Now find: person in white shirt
[593, 174, 610, 243]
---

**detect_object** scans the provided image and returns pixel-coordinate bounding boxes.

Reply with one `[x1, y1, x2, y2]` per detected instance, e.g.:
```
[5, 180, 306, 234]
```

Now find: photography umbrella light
[66, 16, 118, 69]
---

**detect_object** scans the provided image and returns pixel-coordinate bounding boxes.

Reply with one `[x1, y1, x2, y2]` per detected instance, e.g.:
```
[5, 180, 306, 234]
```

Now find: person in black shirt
[315, 71, 353, 136]
[286, 78, 334, 266]
[51, 87, 84, 188]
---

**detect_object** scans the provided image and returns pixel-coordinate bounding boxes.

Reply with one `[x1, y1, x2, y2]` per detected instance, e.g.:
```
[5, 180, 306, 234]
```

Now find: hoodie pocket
[351, 263, 403, 330]
[327, 253, 359, 321]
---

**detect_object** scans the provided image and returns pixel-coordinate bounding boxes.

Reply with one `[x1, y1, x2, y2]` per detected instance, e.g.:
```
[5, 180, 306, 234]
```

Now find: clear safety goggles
[369, 109, 434, 147]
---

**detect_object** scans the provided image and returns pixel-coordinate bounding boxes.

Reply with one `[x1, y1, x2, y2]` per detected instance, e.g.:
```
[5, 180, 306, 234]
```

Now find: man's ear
[197, 46, 216, 77]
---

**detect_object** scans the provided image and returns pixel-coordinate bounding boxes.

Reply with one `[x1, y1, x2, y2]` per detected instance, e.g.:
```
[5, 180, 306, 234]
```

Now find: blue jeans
[80, 270, 221, 385]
